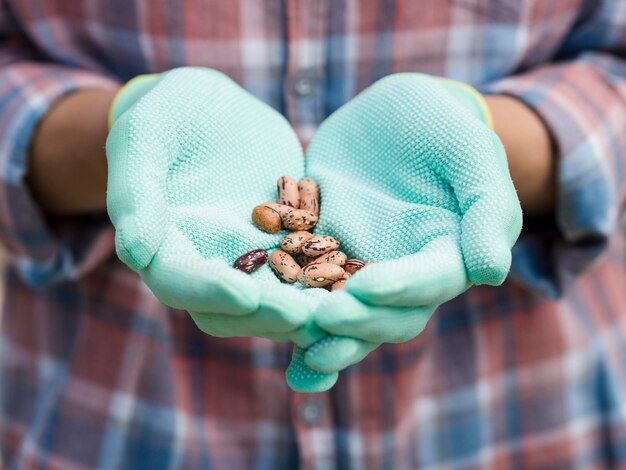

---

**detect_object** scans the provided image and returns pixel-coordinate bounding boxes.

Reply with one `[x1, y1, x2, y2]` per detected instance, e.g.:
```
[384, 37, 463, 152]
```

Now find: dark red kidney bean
[233, 249, 269, 273]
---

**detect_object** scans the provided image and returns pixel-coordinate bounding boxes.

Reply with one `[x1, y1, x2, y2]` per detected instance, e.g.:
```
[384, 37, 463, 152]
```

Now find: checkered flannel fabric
[2, 1, 626, 468]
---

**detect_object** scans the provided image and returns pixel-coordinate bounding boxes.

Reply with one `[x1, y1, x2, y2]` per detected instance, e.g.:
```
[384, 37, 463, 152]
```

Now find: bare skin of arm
[484, 94, 556, 215]
[27, 90, 555, 216]
[27, 89, 118, 215]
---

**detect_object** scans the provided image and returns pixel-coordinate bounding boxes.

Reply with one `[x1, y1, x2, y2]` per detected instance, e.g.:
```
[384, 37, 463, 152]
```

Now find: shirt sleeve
[0, 5, 120, 286]
[480, 0, 626, 298]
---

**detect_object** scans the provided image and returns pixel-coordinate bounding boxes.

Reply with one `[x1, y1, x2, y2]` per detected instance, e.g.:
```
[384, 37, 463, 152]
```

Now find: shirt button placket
[292, 392, 336, 469]
[299, 399, 323, 425]
[292, 72, 318, 97]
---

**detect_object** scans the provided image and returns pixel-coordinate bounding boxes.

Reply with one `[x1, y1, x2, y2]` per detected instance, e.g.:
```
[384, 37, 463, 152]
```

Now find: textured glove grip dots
[108, 74, 161, 129]
[105, 68, 522, 393]
[436, 77, 495, 129]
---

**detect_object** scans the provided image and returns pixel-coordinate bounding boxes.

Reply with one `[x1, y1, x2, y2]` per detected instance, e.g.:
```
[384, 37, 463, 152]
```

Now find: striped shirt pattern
[2, 1, 626, 468]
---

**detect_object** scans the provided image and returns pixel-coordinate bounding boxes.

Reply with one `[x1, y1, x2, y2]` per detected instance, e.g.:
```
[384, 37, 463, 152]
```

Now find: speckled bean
[261, 201, 292, 217]
[297, 263, 345, 288]
[280, 231, 313, 254]
[331, 280, 345, 291]
[282, 209, 318, 231]
[297, 253, 318, 266]
[344, 259, 366, 275]
[331, 272, 351, 291]
[298, 178, 319, 215]
[269, 250, 300, 283]
[307, 250, 347, 267]
[233, 249, 268, 273]
[302, 236, 339, 257]
[277, 176, 300, 208]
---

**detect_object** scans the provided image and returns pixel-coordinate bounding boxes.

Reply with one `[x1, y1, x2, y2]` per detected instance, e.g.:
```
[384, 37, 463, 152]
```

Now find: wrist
[484, 94, 556, 216]
[28, 88, 119, 214]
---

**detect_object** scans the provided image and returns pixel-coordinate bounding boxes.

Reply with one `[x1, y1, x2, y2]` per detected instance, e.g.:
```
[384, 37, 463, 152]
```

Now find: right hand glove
[288, 74, 522, 388]
[106, 67, 338, 392]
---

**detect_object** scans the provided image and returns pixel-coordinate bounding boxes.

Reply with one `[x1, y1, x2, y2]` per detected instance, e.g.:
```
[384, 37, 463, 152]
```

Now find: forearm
[27, 88, 118, 215]
[484, 94, 556, 216]
[26, 89, 554, 217]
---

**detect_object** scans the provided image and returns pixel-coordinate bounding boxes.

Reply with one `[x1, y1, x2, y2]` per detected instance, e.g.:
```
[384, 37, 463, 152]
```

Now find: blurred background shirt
[2, 1, 626, 469]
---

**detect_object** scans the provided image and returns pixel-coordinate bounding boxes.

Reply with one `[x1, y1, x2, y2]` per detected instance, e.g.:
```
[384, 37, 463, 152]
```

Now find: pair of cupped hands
[106, 67, 522, 392]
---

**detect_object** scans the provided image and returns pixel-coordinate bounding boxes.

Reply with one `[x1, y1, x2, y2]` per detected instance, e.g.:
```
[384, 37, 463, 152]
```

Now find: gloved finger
[192, 323, 323, 347]
[286, 346, 338, 393]
[142, 232, 261, 315]
[284, 323, 327, 349]
[107, 110, 169, 271]
[190, 284, 328, 346]
[304, 335, 379, 373]
[347, 235, 470, 307]
[442, 133, 522, 286]
[256, 324, 327, 349]
[314, 291, 436, 343]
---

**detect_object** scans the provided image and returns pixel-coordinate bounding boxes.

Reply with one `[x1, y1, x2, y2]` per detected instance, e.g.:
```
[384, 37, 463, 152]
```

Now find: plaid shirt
[2, 0, 626, 468]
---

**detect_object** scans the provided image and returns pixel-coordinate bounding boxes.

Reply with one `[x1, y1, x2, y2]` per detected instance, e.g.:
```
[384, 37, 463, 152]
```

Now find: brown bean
[297, 263, 345, 288]
[233, 249, 268, 273]
[307, 250, 347, 267]
[277, 176, 300, 208]
[302, 235, 340, 257]
[269, 250, 300, 283]
[280, 231, 313, 254]
[282, 209, 318, 231]
[252, 205, 282, 233]
[344, 259, 366, 275]
[298, 177, 319, 215]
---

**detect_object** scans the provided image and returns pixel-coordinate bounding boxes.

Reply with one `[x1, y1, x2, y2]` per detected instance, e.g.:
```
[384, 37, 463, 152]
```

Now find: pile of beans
[233, 176, 367, 290]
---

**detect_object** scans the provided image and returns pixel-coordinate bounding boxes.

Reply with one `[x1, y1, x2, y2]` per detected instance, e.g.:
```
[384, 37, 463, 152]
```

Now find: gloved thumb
[458, 135, 523, 285]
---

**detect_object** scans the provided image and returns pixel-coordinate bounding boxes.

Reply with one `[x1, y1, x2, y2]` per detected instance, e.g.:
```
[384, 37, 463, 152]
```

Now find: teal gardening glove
[106, 68, 339, 392]
[289, 74, 523, 386]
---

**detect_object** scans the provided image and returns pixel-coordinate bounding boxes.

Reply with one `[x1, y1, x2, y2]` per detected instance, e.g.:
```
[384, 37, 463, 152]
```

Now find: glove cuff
[108, 74, 161, 129]
[436, 78, 494, 129]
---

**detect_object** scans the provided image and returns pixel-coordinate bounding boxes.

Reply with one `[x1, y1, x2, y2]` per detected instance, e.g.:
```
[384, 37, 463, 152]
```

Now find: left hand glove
[287, 74, 522, 387]
[105, 68, 339, 392]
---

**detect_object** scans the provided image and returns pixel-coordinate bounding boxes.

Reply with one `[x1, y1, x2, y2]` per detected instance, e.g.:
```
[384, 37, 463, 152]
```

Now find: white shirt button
[299, 400, 323, 424]
[292, 73, 317, 97]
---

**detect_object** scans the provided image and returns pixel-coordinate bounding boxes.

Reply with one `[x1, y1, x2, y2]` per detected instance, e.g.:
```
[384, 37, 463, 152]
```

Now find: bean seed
[297, 253, 318, 266]
[307, 250, 347, 267]
[269, 250, 300, 283]
[233, 249, 268, 273]
[298, 178, 319, 215]
[297, 263, 345, 288]
[277, 176, 300, 208]
[282, 209, 318, 231]
[344, 259, 366, 275]
[302, 235, 340, 257]
[252, 205, 282, 233]
[331, 272, 351, 291]
[280, 231, 313, 254]
[261, 201, 292, 217]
